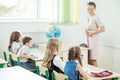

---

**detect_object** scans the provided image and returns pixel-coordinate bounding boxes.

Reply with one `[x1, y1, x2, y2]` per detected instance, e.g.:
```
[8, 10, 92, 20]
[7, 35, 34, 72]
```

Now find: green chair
[52, 71, 68, 80]
[9, 53, 20, 66]
[36, 65, 49, 79]
[0, 64, 4, 68]
[10, 53, 37, 73]
[3, 51, 12, 67]
[112, 77, 119, 80]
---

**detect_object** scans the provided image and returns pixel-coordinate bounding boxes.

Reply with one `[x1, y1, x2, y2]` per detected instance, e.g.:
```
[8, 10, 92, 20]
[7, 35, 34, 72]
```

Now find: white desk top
[0, 58, 8, 64]
[83, 65, 120, 80]
[29, 49, 45, 60]
[37, 44, 90, 51]
[0, 66, 46, 80]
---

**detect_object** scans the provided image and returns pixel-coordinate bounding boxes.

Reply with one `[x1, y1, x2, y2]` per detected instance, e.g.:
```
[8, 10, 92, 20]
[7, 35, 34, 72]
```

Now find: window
[0, 0, 37, 19]
[0, 0, 79, 24]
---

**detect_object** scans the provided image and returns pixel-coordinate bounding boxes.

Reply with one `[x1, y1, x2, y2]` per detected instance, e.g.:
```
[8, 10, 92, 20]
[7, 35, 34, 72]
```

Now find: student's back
[10, 41, 22, 54]
[42, 39, 65, 79]
[50, 55, 64, 73]
[64, 46, 88, 80]
[8, 31, 22, 54]
[64, 61, 79, 80]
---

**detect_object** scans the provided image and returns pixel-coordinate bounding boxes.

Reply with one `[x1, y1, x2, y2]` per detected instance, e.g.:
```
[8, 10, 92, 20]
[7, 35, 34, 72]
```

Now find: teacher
[85, 2, 105, 66]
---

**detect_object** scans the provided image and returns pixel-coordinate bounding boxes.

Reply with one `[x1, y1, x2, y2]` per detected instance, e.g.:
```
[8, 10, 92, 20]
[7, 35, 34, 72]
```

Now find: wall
[0, 0, 120, 73]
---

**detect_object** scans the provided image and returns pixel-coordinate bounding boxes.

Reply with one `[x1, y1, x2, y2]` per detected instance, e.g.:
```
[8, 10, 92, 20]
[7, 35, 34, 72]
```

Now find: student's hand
[30, 56, 38, 59]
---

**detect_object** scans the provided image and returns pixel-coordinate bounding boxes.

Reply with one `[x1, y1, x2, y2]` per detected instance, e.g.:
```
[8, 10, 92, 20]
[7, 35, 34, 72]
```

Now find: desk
[84, 65, 120, 80]
[0, 66, 46, 80]
[36, 44, 90, 65]
[0, 58, 8, 68]
[29, 49, 45, 66]
[29, 44, 90, 66]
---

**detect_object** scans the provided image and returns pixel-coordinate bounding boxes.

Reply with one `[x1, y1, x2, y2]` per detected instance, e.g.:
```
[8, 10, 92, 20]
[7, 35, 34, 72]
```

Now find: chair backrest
[3, 51, 11, 61]
[3, 51, 12, 66]
[36, 65, 49, 79]
[10, 53, 37, 73]
[10, 53, 21, 66]
[53, 71, 68, 80]
[0, 64, 4, 68]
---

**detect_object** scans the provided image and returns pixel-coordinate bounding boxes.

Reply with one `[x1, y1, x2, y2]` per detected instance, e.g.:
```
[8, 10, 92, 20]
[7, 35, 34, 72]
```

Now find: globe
[46, 25, 61, 38]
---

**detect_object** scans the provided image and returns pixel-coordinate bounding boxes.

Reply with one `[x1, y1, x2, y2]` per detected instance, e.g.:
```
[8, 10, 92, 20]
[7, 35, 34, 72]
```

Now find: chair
[9, 53, 21, 66]
[36, 65, 49, 79]
[52, 71, 68, 80]
[0, 64, 4, 68]
[10, 53, 37, 73]
[3, 51, 12, 66]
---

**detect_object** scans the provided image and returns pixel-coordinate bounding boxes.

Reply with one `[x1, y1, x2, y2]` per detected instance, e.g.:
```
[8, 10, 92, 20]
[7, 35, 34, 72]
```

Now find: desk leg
[88, 50, 91, 65]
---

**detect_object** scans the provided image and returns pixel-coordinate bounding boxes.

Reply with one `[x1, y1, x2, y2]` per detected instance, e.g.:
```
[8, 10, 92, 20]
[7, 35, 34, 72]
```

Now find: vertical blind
[50, 0, 79, 24]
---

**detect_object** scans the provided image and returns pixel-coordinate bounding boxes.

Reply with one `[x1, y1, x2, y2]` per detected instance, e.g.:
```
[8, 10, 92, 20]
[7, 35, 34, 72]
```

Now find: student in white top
[8, 31, 22, 54]
[17, 37, 37, 69]
[85, 2, 105, 66]
[42, 39, 65, 79]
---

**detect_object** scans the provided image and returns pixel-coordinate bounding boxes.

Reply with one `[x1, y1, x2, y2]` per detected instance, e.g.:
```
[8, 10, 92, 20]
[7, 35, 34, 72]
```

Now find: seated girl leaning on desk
[64, 46, 89, 80]
[17, 37, 37, 69]
[42, 39, 65, 79]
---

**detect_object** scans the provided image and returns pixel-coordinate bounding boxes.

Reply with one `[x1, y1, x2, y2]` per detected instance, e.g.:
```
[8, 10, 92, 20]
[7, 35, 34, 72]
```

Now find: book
[91, 70, 113, 77]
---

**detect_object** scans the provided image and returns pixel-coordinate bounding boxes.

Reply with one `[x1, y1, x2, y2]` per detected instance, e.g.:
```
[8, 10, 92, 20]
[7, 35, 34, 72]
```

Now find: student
[17, 37, 37, 69]
[64, 46, 88, 80]
[8, 31, 22, 54]
[42, 39, 65, 78]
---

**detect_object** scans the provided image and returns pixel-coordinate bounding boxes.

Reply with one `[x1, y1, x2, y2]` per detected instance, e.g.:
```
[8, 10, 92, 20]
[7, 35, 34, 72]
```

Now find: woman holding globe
[85, 2, 105, 66]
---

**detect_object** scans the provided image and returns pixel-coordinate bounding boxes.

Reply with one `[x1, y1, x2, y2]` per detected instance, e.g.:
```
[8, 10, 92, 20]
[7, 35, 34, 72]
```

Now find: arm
[20, 53, 32, 59]
[76, 64, 89, 80]
[53, 56, 65, 72]
[88, 26, 105, 37]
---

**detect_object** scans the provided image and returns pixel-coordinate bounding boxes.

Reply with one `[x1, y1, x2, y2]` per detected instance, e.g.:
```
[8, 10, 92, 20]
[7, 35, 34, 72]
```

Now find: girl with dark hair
[64, 46, 88, 80]
[8, 31, 22, 54]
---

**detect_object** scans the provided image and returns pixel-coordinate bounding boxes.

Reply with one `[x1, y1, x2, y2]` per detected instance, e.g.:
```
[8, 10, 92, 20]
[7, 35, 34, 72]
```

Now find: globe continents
[46, 25, 61, 38]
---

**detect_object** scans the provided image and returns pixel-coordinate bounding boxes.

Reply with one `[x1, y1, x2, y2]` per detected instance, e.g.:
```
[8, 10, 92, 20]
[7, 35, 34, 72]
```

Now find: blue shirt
[64, 61, 79, 80]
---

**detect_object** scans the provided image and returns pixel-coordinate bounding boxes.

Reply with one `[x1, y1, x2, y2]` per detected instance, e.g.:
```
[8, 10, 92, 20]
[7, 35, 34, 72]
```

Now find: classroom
[0, 0, 120, 80]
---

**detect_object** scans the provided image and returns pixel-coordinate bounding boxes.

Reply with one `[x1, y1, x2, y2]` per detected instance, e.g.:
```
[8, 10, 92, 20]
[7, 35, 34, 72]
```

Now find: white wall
[0, 0, 120, 73]
[0, 22, 86, 57]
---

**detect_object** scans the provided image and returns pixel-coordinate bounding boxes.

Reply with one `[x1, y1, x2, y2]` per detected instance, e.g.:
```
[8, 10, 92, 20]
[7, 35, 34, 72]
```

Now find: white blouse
[86, 14, 104, 31]
[53, 56, 65, 72]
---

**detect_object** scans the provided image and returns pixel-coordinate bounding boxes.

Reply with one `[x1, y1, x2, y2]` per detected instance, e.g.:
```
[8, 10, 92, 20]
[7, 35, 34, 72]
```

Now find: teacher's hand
[86, 32, 94, 37]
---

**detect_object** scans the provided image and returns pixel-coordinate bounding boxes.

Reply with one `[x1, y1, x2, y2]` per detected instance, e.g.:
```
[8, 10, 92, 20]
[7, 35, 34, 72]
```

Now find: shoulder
[66, 61, 78, 66]
[18, 45, 29, 54]
[54, 55, 61, 61]
[12, 41, 21, 46]
[19, 45, 28, 50]
[12, 41, 18, 45]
